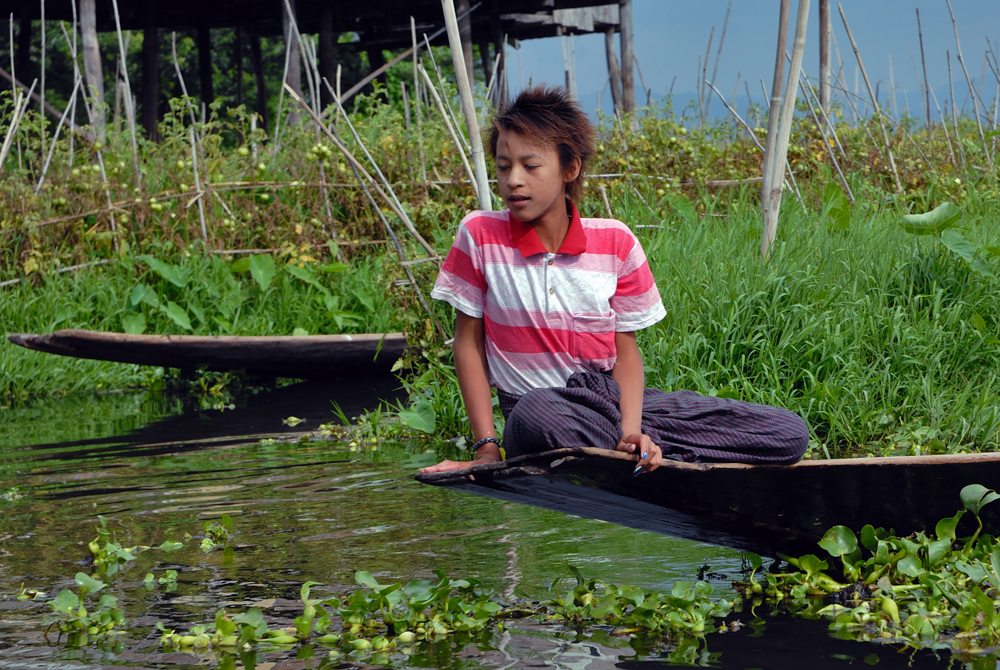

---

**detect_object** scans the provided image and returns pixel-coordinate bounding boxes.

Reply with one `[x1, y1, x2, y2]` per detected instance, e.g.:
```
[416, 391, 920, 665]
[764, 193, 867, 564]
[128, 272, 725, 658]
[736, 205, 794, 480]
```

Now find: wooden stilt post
[141, 5, 159, 140]
[14, 14, 31, 89]
[619, 0, 635, 114]
[442, 0, 492, 211]
[478, 40, 492, 94]
[605, 27, 623, 115]
[197, 23, 214, 108]
[80, 0, 105, 138]
[282, 0, 301, 120]
[492, 9, 506, 106]
[235, 26, 244, 109]
[456, 0, 475, 89]
[819, 0, 830, 115]
[319, 5, 334, 109]
[250, 33, 269, 132]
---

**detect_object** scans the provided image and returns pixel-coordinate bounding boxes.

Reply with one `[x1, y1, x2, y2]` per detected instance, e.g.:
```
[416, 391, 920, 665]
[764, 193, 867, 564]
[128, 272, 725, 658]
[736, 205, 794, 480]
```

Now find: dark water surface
[0, 378, 970, 669]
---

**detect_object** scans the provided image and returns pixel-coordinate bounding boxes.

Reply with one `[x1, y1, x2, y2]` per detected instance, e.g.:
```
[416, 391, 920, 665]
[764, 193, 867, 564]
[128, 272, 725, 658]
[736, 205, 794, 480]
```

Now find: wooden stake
[110, 0, 140, 190]
[605, 27, 623, 115]
[838, 3, 902, 193]
[915, 9, 931, 129]
[819, 0, 830, 115]
[761, 0, 810, 262]
[79, 0, 104, 139]
[944, 0, 992, 166]
[619, 0, 635, 114]
[441, 0, 492, 211]
[759, 0, 788, 256]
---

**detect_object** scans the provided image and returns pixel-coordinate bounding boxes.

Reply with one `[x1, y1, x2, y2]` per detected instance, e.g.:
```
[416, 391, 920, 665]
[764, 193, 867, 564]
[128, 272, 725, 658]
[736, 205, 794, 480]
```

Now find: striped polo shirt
[431, 201, 666, 395]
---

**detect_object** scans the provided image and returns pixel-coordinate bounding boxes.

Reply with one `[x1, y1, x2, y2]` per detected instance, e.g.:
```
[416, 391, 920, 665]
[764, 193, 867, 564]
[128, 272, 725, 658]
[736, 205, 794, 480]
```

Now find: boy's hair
[488, 85, 594, 201]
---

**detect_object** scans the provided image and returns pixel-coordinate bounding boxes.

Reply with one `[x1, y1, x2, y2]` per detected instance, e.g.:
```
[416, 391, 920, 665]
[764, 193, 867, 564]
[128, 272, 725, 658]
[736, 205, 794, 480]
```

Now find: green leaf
[122, 312, 146, 335]
[897, 556, 922, 577]
[970, 258, 997, 279]
[75, 572, 107, 595]
[161, 302, 193, 331]
[140, 254, 189, 288]
[898, 202, 962, 235]
[230, 257, 251, 273]
[158, 540, 183, 552]
[985, 129, 1000, 139]
[818, 526, 859, 557]
[284, 263, 327, 292]
[935, 511, 964, 542]
[355, 571, 380, 589]
[50, 590, 79, 615]
[821, 182, 851, 231]
[961, 484, 1000, 516]
[129, 284, 159, 308]
[248, 254, 276, 292]
[353, 286, 375, 313]
[939, 229, 977, 263]
[301, 581, 321, 603]
[397, 398, 436, 434]
[319, 262, 350, 274]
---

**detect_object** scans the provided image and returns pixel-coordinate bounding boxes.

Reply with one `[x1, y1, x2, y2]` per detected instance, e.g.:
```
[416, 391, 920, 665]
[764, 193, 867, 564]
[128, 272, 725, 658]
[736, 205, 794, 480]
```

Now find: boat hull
[7, 329, 407, 379]
[416, 448, 1000, 556]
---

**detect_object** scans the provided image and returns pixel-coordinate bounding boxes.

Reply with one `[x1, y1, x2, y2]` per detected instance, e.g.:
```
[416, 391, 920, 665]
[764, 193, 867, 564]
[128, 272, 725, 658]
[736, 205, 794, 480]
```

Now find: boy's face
[495, 130, 579, 226]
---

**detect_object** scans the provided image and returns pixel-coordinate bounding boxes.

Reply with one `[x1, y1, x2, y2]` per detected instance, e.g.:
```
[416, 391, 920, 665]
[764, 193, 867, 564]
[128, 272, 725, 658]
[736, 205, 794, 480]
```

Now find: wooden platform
[416, 447, 1000, 556]
[7, 329, 407, 380]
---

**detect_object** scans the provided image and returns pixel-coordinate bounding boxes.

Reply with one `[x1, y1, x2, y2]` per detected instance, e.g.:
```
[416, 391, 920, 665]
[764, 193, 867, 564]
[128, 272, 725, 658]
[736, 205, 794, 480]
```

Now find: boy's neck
[530, 202, 571, 254]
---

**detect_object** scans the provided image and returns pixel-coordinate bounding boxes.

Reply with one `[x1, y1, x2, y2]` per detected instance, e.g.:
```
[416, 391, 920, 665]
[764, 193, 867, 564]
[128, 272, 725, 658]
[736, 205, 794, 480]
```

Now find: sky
[502, 0, 1000, 123]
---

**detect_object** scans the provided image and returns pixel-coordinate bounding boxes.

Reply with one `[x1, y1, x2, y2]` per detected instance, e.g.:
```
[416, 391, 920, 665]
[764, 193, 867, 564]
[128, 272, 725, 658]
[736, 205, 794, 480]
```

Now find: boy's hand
[616, 433, 663, 473]
[419, 454, 501, 474]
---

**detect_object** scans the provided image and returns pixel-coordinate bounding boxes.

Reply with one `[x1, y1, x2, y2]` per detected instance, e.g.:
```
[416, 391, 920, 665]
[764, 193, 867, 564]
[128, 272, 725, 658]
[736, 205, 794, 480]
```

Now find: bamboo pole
[411, 17, 428, 188]
[110, 0, 140, 190]
[0, 80, 34, 170]
[79, 0, 104, 139]
[440, 0, 491, 211]
[708, 80, 805, 211]
[40, 0, 46, 159]
[945, 0, 991, 165]
[759, 0, 789, 256]
[761, 0, 809, 262]
[916, 9, 931, 129]
[35, 76, 80, 192]
[619, 0, 635, 114]
[423, 34, 469, 156]
[419, 63, 478, 201]
[819, 0, 830, 115]
[838, 3, 902, 193]
[704, 0, 731, 123]
[947, 51, 964, 167]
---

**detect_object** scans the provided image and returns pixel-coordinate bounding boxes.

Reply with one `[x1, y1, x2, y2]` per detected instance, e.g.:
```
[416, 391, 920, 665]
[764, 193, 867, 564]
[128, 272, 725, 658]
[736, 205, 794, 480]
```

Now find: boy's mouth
[508, 195, 529, 203]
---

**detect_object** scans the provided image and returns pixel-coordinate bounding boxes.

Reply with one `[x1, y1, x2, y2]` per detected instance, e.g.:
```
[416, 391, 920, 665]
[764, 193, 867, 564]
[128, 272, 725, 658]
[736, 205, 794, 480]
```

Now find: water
[0, 378, 970, 669]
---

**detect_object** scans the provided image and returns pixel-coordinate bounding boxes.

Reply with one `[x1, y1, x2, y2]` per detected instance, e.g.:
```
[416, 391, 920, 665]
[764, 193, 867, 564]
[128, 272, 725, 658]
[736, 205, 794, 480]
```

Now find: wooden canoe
[416, 447, 1000, 557]
[7, 329, 407, 379]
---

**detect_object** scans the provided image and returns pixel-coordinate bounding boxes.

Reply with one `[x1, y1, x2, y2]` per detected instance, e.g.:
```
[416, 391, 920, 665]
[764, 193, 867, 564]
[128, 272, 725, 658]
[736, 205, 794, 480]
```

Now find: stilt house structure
[3, 0, 637, 139]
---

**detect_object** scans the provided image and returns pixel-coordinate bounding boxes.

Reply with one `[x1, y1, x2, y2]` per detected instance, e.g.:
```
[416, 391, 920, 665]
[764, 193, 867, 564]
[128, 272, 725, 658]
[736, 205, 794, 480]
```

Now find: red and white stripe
[432, 204, 665, 395]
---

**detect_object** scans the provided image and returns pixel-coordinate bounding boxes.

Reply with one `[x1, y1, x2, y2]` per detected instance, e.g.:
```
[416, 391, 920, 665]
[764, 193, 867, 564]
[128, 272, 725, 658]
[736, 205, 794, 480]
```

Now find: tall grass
[632, 186, 1000, 456]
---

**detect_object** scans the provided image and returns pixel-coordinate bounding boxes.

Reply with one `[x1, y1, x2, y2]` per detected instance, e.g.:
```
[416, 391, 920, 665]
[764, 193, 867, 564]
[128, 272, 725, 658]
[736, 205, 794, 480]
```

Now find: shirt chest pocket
[572, 313, 617, 362]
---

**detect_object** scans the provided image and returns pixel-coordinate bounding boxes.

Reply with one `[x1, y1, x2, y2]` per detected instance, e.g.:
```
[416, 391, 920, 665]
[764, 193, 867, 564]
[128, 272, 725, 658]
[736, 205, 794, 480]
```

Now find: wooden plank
[417, 447, 1000, 556]
[7, 330, 407, 379]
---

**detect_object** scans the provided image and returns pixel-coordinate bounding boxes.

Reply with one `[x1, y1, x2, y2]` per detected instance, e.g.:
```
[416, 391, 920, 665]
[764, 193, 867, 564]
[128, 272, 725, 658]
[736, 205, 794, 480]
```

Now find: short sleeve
[611, 233, 666, 332]
[430, 219, 487, 318]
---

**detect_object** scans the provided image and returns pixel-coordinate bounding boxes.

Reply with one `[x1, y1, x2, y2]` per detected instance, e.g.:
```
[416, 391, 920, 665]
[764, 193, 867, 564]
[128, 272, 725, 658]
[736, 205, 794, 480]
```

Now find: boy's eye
[497, 165, 510, 172]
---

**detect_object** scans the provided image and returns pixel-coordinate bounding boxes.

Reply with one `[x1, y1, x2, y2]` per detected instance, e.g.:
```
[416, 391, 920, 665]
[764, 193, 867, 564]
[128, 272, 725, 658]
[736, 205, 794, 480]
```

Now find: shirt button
[549, 288, 555, 295]
[547, 260, 554, 266]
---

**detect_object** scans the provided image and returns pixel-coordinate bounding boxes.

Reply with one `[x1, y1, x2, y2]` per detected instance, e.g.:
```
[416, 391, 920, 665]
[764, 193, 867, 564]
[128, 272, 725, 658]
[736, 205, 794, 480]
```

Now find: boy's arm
[419, 311, 501, 473]
[612, 331, 663, 473]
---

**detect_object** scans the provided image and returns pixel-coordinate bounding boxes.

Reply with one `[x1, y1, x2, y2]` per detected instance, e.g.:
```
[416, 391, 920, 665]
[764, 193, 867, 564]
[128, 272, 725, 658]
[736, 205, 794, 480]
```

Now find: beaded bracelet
[472, 436, 501, 452]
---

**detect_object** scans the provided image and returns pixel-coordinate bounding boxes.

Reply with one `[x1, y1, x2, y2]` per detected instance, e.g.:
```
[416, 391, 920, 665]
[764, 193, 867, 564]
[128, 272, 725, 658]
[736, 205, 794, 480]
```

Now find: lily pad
[899, 202, 961, 236]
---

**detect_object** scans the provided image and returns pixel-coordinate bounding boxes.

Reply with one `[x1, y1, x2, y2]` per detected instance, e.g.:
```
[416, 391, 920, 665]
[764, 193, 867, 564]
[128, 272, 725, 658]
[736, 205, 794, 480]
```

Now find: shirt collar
[509, 199, 587, 257]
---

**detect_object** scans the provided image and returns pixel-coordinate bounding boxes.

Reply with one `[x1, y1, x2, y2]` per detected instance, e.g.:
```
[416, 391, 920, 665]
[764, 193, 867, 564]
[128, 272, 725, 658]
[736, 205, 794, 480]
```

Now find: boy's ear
[563, 156, 582, 184]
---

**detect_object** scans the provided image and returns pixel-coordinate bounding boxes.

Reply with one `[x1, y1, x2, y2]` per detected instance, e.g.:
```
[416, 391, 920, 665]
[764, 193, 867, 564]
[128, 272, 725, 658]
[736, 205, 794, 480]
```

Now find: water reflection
[0, 378, 967, 669]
